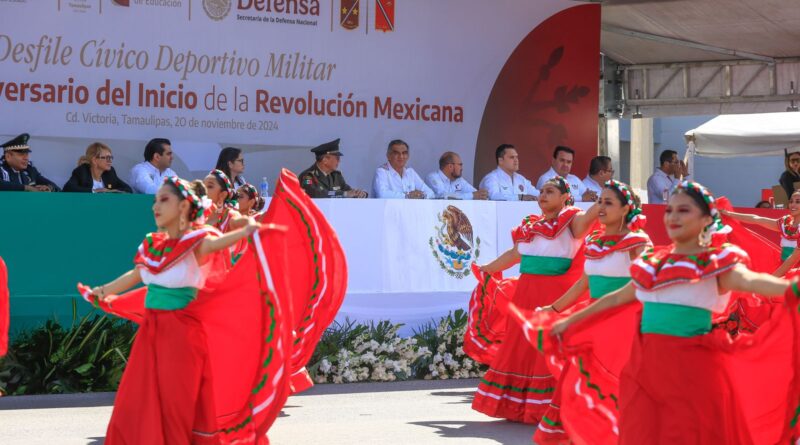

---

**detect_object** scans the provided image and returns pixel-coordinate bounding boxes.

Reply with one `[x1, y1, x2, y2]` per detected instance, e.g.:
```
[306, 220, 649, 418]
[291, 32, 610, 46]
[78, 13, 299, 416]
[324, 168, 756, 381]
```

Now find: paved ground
[0, 379, 536, 445]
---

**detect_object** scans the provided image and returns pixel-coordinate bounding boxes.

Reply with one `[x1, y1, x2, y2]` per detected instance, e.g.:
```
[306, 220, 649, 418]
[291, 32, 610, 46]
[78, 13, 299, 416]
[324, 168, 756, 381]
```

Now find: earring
[698, 226, 712, 247]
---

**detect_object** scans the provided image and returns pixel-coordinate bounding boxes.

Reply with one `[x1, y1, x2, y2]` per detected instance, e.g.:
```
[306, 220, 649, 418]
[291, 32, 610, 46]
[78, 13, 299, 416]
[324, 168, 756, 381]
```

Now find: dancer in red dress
[539, 182, 799, 445]
[528, 180, 649, 445]
[471, 176, 598, 425]
[80, 176, 293, 445]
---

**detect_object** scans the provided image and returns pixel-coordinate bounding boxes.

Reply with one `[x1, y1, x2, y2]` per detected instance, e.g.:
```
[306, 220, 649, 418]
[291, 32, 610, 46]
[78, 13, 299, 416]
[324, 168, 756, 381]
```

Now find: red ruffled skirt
[619, 332, 752, 445]
[472, 268, 581, 425]
[106, 309, 221, 445]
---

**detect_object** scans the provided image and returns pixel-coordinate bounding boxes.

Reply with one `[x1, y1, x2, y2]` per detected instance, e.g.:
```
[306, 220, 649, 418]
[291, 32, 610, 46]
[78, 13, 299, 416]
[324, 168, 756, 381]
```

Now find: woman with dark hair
[204, 169, 241, 233]
[542, 181, 798, 445]
[215, 146, 247, 188]
[471, 176, 599, 426]
[78, 176, 292, 445]
[528, 180, 650, 445]
[63, 142, 132, 193]
[238, 183, 265, 216]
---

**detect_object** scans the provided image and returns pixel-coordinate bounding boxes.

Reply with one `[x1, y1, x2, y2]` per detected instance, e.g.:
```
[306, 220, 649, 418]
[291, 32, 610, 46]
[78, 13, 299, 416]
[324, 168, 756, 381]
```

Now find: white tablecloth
[307, 199, 593, 334]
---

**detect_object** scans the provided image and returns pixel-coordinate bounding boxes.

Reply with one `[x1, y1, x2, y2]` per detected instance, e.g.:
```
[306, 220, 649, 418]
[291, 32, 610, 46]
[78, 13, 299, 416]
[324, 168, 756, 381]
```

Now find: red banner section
[473, 4, 601, 184]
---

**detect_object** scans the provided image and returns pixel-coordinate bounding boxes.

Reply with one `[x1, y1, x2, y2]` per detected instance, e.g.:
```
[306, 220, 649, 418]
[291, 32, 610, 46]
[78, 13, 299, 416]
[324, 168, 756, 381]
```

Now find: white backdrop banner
[0, 0, 588, 190]
[309, 199, 593, 333]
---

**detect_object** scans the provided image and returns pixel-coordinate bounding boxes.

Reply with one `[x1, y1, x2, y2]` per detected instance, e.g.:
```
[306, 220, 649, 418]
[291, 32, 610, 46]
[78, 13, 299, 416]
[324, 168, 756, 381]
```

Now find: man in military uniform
[0, 133, 60, 192]
[299, 139, 368, 198]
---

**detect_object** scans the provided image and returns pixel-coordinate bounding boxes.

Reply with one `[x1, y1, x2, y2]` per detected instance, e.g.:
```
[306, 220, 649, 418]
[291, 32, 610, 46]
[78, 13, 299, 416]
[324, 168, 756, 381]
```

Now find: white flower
[320, 359, 332, 374]
[456, 347, 465, 357]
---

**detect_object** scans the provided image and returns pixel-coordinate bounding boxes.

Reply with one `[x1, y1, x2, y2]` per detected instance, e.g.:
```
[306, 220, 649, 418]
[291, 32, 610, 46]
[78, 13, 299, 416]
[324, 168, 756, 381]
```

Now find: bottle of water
[260, 176, 269, 197]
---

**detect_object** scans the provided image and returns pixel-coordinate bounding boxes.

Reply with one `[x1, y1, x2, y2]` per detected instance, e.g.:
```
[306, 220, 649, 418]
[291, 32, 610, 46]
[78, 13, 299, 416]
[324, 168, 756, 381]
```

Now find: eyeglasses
[448, 163, 464, 166]
[603, 168, 614, 173]
[234, 158, 245, 164]
[790, 158, 800, 164]
[97, 155, 114, 161]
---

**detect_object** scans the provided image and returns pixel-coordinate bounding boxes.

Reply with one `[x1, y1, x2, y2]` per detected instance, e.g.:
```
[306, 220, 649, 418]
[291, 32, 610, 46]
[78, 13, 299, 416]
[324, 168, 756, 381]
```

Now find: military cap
[2, 133, 31, 153]
[311, 138, 343, 156]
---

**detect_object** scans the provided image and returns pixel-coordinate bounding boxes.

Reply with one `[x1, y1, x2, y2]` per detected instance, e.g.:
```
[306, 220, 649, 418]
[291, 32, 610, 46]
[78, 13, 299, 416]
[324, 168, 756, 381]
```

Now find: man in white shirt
[130, 138, 177, 194]
[479, 144, 538, 201]
[582, 156, 614, 196]
[372, 139, 435, 199]
[426, 152, 488, 200]
[536, 145, 595, 202]
[647, 149, 688, 204]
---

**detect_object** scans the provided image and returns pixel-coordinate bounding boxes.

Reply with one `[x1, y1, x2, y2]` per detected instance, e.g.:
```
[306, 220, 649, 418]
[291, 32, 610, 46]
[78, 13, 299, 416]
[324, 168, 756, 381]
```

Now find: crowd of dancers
[466, 176, 800, 444]
[2, 167, 800, 444]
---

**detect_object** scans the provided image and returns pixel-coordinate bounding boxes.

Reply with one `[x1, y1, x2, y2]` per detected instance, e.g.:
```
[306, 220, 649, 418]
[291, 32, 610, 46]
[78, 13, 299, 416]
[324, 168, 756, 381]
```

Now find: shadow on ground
[429, 390, 475, 405]
[409, 420, 533, 444]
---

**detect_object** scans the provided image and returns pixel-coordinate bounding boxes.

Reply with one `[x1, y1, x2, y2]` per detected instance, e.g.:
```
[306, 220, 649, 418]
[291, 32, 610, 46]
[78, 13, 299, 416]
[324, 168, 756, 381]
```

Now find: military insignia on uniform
[375, 0, 394, 32]
[429, 205, 480, 279]
[303, 176, 315, 186]
[340, 0, 360, 30]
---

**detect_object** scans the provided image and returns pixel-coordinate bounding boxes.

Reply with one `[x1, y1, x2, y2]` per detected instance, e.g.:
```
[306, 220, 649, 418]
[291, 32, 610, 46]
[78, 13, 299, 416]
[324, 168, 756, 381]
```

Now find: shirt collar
[438, 169, 456, 184]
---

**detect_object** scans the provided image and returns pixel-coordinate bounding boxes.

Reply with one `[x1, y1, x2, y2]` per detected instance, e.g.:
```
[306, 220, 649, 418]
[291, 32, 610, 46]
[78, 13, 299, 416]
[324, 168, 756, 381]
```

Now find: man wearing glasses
[426, 152, 488, 200]
[582, 156, 614, 198]
[299, 138, 367, 198]
[646, 149, 689, 204]
[373, 139, 434, 199]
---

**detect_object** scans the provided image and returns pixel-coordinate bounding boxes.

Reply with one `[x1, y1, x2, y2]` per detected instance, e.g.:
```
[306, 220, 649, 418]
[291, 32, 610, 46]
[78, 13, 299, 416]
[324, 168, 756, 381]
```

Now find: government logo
[429, 205, 480, 279]
[204, 0, 231, 21]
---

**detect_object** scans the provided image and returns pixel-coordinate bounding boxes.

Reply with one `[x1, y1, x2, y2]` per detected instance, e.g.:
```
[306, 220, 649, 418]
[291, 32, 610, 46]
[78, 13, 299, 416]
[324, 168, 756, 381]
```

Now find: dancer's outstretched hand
[550, 319, 570, 338]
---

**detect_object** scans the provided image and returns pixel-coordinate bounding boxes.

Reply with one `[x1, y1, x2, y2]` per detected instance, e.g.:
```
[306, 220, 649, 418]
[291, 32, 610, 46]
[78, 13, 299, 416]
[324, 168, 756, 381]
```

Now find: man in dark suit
[0, 133, 60, 192]
[299, 139, 367, 198]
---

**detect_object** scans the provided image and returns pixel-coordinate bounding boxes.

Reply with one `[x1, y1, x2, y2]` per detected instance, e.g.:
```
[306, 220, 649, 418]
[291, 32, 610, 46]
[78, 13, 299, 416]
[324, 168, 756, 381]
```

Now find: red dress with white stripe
[472, 207, 585, 425]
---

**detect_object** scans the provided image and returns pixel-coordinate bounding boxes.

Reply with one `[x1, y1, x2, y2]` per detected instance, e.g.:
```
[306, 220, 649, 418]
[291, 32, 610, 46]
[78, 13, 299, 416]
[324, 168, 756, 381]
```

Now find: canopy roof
[600, 0, 800, 64]
[684, 112, 800, 157]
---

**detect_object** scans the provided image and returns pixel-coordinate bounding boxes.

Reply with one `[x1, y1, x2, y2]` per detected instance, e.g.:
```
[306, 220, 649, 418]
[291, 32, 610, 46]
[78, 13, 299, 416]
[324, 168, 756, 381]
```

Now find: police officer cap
[2, 133, 31, 153]
[311, 139, 343, 156]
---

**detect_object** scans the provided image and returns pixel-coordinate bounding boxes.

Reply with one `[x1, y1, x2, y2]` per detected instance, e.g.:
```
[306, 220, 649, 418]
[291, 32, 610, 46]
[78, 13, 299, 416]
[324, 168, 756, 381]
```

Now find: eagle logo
[203, 0, 231, 21]
[429, 205, 481, 279]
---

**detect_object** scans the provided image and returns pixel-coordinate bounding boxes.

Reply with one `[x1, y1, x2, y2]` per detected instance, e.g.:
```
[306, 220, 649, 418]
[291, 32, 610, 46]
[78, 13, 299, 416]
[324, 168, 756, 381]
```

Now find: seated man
[0, 133, 60, 192]
[426, 151, 487, 200]
[130, 138, 177, 194]
[582, 155, 613, 196]
[479, 144, 537, 201]
[536, 145, 594, 202]
[373, 139, 434, 199]
[299, 138, 368, 198]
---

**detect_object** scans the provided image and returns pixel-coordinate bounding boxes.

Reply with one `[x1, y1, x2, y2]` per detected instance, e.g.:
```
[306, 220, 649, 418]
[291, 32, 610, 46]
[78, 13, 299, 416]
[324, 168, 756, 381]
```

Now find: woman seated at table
[63, 142, 132, 193]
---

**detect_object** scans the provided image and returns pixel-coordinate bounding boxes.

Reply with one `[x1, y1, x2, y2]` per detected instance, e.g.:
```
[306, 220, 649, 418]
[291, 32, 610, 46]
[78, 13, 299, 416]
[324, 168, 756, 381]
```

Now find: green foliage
[0, 299, 135, 395]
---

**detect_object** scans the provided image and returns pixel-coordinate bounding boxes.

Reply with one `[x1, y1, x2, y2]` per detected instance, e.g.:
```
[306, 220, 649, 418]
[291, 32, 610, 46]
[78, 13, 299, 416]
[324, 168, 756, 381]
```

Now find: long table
[0, 194, 786, 335]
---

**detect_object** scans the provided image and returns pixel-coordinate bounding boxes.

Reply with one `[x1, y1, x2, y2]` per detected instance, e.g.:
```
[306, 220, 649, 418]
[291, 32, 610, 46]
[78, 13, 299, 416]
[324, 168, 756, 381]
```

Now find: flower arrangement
[308, 310, 487, 383]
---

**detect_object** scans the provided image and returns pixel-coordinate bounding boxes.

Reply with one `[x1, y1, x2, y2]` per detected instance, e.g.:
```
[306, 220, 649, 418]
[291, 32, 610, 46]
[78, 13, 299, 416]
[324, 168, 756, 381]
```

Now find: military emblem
[375, 0, 394, 32]
[429, 205, 481, 279]
[203, 0, 231, 21]
[340, 0, 360, 30]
